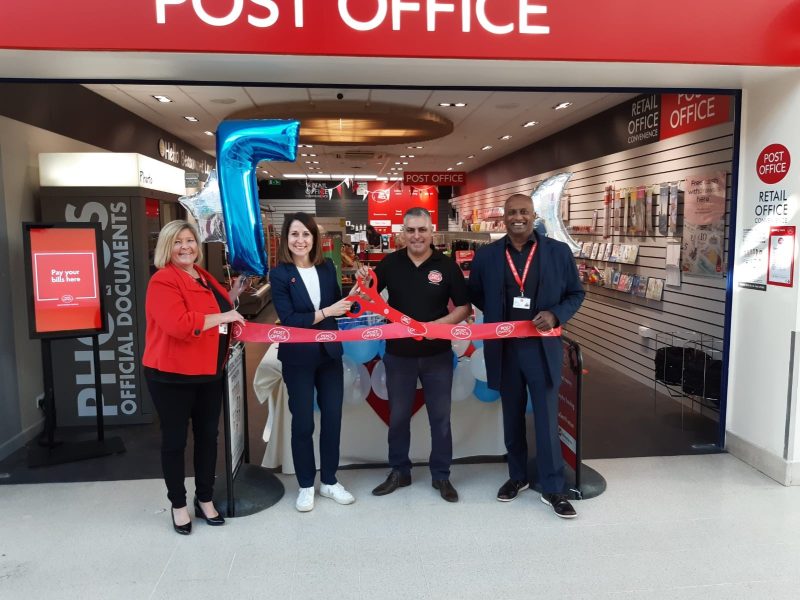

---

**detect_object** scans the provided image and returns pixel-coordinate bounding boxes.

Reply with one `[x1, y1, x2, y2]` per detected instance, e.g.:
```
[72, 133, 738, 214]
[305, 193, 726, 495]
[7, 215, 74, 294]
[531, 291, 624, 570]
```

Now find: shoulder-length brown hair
[277, 212, 325, 266]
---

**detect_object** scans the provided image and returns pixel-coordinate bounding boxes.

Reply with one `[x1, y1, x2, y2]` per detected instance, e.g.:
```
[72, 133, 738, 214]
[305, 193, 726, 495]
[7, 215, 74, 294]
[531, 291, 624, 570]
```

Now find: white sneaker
[319, 482, 355, 505]
[295, 487, 315, 512]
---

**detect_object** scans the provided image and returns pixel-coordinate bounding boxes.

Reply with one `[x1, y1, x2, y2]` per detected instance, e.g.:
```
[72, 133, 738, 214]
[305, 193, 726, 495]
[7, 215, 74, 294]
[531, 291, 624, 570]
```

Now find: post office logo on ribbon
[450, 325, 472, 339]
[315, 331, 338, 342]
[268, 327, 291, 343]
[232, 323, 244, 339]
[361, 327, 383, 340]
[407, 324, 428, 336]
[495, 323, 515, 337]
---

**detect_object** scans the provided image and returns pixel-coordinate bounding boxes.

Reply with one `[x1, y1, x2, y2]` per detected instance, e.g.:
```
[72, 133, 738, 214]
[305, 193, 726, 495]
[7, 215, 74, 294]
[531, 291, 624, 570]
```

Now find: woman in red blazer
[143, 220, 245, 535]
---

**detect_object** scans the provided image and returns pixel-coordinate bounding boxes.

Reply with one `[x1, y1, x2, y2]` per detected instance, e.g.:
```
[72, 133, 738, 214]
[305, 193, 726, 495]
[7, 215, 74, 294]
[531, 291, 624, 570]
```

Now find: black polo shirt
[504, 232, 541, 322]
[373, 247, 468, 357]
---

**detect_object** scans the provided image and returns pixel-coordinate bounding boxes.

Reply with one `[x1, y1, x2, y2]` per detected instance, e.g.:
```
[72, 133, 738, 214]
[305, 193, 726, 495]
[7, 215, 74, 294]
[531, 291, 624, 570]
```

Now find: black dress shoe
[540, 493, 577, 519]
[194, 497, 225, 526]
[432, 479, 459, 503]
[372, 470, 411, 496]
[171, 509, 192, 535]
[497, 479, 529, 502]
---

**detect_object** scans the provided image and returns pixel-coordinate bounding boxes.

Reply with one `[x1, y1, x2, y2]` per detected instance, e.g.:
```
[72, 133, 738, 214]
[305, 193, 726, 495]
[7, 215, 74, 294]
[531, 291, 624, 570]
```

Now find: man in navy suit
[468, 193, 585, 518]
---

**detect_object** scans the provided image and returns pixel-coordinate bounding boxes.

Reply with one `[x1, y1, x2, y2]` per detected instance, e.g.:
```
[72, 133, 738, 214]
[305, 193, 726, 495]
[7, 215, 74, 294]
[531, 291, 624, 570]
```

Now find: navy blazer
[269, 258, 344, 365]
[468, 235, 585, 390]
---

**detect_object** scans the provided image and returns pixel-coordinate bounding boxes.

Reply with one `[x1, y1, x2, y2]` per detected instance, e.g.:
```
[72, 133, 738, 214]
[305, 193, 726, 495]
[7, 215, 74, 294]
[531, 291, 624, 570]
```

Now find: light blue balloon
[342, 340, 380, 364]
[473, 380, 500, 403]
[216, 119, 299, 275]
[378, 339, 386, 358]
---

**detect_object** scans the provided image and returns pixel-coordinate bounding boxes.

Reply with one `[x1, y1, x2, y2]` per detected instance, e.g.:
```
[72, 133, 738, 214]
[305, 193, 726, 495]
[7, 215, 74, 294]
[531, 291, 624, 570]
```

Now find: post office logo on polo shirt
[268, 327, 291, 343]
[495, 323, 515, 337]
[315, 332, 338, 342]
[451, 325, 472, 339]
[427, 270, 443, 284]
[361, 327, 383, 340]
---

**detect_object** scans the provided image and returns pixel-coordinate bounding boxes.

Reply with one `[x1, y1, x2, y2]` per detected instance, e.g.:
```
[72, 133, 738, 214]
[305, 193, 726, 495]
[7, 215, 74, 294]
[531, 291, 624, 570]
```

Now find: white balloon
[451, 358, 476, 402]
[347, 363, 371, 405]
[452, 338, 470, 357]
[342, 355, 358, 392]
[370, 360, 389, 400]
[469, 347, 488, 382]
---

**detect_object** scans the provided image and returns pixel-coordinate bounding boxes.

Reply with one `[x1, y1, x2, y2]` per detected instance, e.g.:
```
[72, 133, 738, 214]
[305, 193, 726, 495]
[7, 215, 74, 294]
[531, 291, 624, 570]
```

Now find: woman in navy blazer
[270, 212, 355, 512]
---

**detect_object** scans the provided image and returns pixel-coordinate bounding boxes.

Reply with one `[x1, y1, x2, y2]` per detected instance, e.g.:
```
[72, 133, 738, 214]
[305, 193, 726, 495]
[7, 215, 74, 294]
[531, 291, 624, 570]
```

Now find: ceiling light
[301, 153, 308, 157]
[309, 174, 329, 179]
[305, 161, 312, 164]
[184, 116, 199, 122]
[395, 162, 401, 165]
[389, 177, 402, 181]
[454, 102, 467, 107]
[481, 145, 493, 151]
[408, 155, 415, 158]
[446, 167, 453, 171]
[499, 135, 512, 140]
[402, 162, 408, 165]
[522, 120, 538, 127]
[298, 144, 314, 148]
[285, 174, 307, 179]
[309, 153, 317, 157]
[456, 161, 463, 166]
[152, 95, 172, 103]
[312, 161, 319, 164]
[553, 102, 572, 110]
[408, 146, 423, 149]
[400, 155, 407, 158]
[438, 102, 468, 108]
[203, 131, 214, 136]
[467, 155, 475, 159]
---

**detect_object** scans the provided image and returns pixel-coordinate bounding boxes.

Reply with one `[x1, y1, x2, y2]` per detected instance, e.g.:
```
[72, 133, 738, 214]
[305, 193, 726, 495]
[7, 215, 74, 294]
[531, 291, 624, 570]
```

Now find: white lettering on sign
[669, 94, 716, 130]
[158, 0, 549, 34]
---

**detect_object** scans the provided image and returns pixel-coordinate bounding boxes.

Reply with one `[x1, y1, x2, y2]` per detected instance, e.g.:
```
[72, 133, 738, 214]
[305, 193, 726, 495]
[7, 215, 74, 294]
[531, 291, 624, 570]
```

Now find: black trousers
[282, 355, 344, 488]
[384, 350, 454, 480]
[499, 339, 565, 494]
[145, 376, 223, 509]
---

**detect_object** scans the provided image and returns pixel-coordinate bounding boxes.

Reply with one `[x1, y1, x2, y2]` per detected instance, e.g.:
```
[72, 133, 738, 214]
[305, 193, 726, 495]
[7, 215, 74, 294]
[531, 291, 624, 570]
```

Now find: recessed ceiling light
[499, 135, 512, 140]
[400, 155, 407, 158]
[152, 95, 172, 103]
[204, 131, 214, 136]
[456, 161, 463, 166]
[305, 161, 312, 164]
[407, 146, 423, 149]
[438, 102, 467, 108]
[553, 102, 572, 110]
[285, 174, 307, 179]
[184, 116, 199, 122]
[481, 145, 493, 151]
[522, 120, 538, 127]
[446, 167, 453, 171]
[309, 154, 317, 157]
[298, 144, 314, 148]
[453, 102, 467, 107]
[402, 162, 408, 165]
[467, 155, 475, 159]
[312, 161, 319, 164]
[407, 155, 415, 158]
[300, 153, 308, 157]
[394, 162, 401, 165]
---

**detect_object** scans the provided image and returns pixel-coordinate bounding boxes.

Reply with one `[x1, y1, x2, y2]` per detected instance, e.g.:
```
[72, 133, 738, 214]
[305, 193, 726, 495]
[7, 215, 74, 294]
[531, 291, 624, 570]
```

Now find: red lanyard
[505, 243, 537, 296]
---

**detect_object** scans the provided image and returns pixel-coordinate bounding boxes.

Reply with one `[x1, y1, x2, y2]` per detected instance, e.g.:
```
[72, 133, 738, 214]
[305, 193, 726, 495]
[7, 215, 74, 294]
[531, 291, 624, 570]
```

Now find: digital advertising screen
[23, 223, 107, 338]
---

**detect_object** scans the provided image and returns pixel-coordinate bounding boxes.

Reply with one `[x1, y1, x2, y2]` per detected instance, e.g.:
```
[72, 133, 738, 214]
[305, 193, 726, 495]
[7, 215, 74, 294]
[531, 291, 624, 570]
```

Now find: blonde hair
[153, 220, 203, 269]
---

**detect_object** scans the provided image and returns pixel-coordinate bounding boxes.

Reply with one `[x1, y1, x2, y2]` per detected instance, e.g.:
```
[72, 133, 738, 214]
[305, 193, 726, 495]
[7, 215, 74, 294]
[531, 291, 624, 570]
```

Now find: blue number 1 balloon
[216, 119, 299, 275]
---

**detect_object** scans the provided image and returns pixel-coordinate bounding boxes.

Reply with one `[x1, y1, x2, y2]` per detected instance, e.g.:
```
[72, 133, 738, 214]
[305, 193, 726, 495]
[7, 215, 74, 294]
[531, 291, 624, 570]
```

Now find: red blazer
[142, 263, 231, 376]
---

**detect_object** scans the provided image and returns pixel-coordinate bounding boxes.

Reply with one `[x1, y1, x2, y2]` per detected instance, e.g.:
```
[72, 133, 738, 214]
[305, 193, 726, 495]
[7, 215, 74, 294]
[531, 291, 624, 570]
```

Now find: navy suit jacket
[468, 235, 585, 390]
[269, 258, 344, 365]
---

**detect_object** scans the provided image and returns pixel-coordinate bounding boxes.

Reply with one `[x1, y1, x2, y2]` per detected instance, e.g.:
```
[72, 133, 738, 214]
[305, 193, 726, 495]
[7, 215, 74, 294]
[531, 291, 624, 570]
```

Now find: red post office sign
[404, 172, 466, 186]
[23, 223, 107, 338]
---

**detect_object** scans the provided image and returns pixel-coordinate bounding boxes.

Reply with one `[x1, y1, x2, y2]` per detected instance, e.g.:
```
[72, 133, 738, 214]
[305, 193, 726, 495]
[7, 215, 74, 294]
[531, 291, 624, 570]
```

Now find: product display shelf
[652, 331, 723, 427]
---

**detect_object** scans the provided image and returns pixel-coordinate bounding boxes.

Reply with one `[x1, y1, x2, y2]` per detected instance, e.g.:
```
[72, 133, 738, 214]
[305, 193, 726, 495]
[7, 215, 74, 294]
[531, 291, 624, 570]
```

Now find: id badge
[513, 296, 531, 310]
[218, 324, 228, 334]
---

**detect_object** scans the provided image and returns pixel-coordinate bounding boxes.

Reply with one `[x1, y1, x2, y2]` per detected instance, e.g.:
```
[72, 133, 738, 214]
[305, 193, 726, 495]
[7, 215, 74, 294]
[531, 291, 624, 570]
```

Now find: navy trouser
[146, 376, 223, 509]
[384, 350, 453, 480]
[499, 339, 565, 494]
[283, 355, 344, 488]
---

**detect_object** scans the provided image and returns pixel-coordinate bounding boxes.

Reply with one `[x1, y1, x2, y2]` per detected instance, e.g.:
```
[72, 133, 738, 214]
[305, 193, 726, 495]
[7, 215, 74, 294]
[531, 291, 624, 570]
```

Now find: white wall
[0, 116, 101, 460]
[725, 72, 800, 484]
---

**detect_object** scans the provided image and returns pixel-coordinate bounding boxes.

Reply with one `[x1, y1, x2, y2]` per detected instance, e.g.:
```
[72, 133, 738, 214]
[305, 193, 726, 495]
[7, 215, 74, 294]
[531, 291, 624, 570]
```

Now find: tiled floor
[1, 454, 799, 600]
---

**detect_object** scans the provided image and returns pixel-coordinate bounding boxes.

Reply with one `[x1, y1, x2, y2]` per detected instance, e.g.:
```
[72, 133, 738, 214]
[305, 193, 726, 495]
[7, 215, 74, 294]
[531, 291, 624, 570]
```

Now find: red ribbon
[233, 320, 561, 344]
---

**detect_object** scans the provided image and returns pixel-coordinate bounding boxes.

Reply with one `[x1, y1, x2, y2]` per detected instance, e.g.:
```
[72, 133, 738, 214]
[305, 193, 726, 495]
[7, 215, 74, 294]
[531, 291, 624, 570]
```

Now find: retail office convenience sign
[23, 224, 105, 337]
[1, 2, 799, 66]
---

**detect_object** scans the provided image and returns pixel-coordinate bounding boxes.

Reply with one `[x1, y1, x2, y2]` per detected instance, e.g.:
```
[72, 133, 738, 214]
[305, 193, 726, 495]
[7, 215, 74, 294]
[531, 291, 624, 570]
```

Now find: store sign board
[22, 224, 106, 338]
[404, 172, 466, 186]
[367, 181, 438, 234]
[660, 94, 732, 140]
[1, 2, 799, 66]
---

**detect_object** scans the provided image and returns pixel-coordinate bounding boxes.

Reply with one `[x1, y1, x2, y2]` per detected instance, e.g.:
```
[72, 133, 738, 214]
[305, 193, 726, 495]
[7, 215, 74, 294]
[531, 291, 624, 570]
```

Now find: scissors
[345, 268, 427, 338]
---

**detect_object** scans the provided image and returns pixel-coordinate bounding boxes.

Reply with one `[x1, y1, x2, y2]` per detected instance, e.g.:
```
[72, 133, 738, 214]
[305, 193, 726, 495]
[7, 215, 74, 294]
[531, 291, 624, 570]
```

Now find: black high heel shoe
[194, 497, 225, 526]
[171, 508, 192, 535]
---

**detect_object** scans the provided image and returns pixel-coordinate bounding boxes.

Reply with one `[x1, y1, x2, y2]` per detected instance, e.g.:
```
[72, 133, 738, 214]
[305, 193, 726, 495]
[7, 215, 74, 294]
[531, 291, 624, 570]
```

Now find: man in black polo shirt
[357, 207, 470, 502]
[468, 193, 584, 518]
